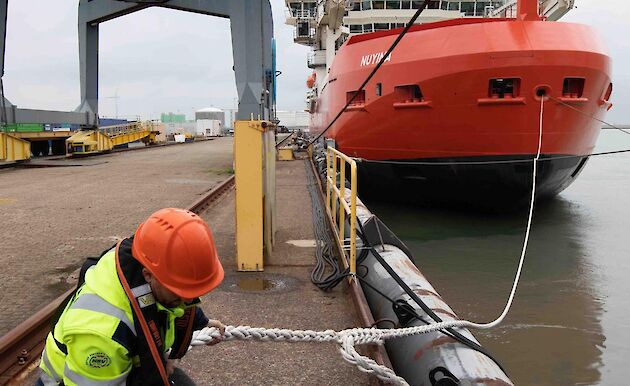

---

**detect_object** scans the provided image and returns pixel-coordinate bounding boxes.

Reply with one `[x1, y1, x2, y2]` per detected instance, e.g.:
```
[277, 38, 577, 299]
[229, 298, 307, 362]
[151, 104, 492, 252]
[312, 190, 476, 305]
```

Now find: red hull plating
[311, 19, 612, 162]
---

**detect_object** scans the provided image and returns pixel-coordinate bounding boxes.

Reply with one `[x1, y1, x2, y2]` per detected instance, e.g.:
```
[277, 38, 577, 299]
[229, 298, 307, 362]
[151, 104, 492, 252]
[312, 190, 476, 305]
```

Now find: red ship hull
[311, 18, 612, 207]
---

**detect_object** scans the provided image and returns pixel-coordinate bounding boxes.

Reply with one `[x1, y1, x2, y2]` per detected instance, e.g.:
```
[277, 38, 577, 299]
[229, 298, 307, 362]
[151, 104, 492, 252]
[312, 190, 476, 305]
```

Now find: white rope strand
[189, 100, 546, 385]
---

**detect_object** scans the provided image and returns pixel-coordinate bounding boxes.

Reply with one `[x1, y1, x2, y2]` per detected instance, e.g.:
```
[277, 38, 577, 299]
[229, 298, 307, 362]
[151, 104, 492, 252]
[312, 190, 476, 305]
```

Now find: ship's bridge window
[427, 1, 441, 9]
[374, 23, 389, 31]
[395, 84, 424, 102]
[562, 78, 585, 98]
[363, 23, 374, 32]
[350, 24, 363, 33]
[402, 1, 412, 8]
[373, 1, 385, 9]
[448, 1, 460, 10]
[489, 78, 521, 98]
[386, 1, 401, 9]
[441, 1, 449, 10]
[362, 1, 372, 10]
[347, 90, 366, 105]
[412, 1, 425, 8]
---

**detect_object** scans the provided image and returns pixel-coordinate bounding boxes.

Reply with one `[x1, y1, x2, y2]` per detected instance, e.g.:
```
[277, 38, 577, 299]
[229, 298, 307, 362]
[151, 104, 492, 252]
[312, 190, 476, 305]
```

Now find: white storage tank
[195, 107, 225, 127]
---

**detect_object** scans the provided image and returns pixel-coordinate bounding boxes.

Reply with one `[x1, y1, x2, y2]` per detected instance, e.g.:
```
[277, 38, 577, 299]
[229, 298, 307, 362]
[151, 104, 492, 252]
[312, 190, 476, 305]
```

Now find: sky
[2, 0, 628, 123]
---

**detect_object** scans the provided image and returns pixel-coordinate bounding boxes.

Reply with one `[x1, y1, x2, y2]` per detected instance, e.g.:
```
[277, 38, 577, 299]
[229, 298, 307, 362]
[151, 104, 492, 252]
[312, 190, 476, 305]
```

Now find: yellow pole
[350, 162, 357, 275]
[234, 120, 265, 271]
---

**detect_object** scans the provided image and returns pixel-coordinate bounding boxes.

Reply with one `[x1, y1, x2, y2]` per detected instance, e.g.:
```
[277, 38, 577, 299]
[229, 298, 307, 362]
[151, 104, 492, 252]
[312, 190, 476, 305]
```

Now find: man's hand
[207, 319, 225, 346]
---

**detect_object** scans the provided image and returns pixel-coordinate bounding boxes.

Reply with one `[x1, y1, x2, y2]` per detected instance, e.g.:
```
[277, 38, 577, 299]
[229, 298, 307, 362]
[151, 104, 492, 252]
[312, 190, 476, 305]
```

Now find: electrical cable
[307, 1, 429, 147]
[305, 160, 352, 291]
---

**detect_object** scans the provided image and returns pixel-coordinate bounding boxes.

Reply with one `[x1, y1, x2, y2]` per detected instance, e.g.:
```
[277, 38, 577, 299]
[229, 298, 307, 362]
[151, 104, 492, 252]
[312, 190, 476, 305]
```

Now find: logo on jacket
[86, 352, 111, 368]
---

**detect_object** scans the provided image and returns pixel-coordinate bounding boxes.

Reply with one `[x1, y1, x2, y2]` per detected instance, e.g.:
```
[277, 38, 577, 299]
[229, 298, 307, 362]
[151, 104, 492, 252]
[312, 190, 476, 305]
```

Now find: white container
[174, 134, 186, 143]
[196, 119, 222, 137]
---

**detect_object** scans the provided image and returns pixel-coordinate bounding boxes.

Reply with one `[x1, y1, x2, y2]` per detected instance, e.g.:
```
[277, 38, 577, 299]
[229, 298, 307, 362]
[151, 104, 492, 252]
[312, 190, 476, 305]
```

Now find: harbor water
[365, 130, 630, 386]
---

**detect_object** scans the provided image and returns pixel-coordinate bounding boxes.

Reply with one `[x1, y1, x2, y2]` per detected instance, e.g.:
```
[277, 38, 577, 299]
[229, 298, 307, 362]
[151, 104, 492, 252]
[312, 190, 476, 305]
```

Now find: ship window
[376, 83, 382, 96]
[386, 1, 401, 9]
[395, 23, 405, 28]
[402, 1, 412, 9]
[373, 1, 385, 9]
[363, 23, 373, 32]
[347, 90, 366, 105]
[562, 78, 585, 98]
[441, 1, 449, 10]
[352, 1, 361, 11]
[603, 83, 613, 101]
[374, 23, 389, 31]
[476, 1, 490, 16]
[461, 2, 474, 15]
[489, 78, 521, 98]
[297, 22, 310, 37]
[362, 1, 372, 10]
[448, 1, 460, 10]
[395, 84, 424, 102]
[427, 0, 440, 9]
[350, 24, 363, 33]
[412, 1, 424, 8]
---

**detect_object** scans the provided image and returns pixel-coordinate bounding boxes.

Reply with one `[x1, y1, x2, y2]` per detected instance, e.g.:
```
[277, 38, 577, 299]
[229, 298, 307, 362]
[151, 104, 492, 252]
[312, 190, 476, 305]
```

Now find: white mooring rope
[190, 100, 546, 385]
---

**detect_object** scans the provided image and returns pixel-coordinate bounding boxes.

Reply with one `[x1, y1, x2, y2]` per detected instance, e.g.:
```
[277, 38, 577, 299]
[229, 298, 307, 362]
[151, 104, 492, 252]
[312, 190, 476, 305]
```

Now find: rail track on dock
[0, 175, 235, 385]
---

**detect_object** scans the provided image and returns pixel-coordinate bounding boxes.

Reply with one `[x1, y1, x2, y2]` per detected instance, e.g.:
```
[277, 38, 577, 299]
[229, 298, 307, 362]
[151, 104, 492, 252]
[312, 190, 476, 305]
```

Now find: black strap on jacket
[116, 238, 199, 385]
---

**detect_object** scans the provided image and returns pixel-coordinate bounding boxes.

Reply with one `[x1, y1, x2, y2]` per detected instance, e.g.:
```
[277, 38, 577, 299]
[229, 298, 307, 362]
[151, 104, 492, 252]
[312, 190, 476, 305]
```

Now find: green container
[160, 113, 186, 123]
[3, 123, 44, 132]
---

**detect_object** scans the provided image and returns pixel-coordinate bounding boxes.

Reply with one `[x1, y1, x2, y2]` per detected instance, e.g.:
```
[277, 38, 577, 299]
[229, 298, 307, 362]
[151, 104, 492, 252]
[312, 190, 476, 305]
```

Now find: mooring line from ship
[184, 101, 542, 385]
[186, 105, 545, 385]
[549, 94, 630, 135]
[307, 1, 429, 147]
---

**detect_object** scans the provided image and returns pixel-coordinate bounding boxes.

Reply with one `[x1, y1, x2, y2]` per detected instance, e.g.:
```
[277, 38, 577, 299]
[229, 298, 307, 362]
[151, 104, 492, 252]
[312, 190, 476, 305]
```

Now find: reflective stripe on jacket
[39, 249, 185, 386]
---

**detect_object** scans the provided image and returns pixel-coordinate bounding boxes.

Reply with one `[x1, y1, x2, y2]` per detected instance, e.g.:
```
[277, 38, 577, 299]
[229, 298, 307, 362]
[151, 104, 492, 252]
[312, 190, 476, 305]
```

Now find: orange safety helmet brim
[132, 208, 224, 299]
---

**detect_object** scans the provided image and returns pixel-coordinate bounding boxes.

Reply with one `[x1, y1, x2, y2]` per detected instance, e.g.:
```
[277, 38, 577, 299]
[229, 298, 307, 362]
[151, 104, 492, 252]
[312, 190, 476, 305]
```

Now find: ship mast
[517, 0, 541, 20]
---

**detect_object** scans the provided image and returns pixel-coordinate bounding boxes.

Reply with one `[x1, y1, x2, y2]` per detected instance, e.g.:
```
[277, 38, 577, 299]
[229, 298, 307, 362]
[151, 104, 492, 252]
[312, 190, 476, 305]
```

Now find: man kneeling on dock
[37, 208, 225, 386]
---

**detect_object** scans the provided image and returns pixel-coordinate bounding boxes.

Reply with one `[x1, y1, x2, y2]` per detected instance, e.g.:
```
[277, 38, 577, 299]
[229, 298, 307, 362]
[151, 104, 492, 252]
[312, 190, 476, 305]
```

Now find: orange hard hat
[132, 208, 224, 299]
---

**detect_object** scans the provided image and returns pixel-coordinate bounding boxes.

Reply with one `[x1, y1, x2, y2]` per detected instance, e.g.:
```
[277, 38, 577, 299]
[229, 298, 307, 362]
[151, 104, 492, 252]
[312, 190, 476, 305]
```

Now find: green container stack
[3, 123, 44, 132]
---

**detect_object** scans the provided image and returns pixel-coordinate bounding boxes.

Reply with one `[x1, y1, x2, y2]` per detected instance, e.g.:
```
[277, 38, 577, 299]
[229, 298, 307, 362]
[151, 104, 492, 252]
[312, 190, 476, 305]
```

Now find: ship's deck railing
[326, 146, 357, 275]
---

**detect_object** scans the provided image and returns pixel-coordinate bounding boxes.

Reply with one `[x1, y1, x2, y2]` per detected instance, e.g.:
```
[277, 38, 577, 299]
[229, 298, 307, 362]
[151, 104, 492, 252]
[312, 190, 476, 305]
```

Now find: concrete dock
[0, 139, 233, 334]
[183, 159, 369, 384]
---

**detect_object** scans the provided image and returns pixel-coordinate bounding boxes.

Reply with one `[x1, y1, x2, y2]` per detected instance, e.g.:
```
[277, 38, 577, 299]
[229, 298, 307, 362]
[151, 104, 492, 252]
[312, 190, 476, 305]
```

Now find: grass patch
[207, 167, 234, 175]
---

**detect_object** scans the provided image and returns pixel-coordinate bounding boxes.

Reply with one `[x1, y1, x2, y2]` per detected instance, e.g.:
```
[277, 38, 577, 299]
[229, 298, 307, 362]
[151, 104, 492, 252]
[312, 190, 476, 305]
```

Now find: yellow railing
[326, 146, 357, 275]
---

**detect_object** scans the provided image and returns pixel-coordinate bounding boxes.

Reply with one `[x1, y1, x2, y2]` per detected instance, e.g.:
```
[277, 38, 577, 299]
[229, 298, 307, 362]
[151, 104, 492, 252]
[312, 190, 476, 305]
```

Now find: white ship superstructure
[285, 0, 575, 107]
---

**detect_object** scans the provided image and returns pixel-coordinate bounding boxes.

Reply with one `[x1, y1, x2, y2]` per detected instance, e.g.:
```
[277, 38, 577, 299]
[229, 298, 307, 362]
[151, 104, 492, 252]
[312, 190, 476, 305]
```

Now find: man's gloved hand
[206, 319, 225, 346]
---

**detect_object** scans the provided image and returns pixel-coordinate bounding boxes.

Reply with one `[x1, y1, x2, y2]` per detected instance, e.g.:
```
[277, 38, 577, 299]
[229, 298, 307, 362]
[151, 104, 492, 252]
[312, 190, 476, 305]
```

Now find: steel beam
[2, 106, 97, 126]
[77, 0, 275, 122]
[0, 0, 274, 128]
[0, 0, 7, 78]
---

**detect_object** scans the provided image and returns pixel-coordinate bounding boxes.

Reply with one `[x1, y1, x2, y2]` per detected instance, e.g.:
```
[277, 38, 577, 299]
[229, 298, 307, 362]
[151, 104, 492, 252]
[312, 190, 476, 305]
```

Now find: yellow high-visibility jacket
[39, 249, 191, 386]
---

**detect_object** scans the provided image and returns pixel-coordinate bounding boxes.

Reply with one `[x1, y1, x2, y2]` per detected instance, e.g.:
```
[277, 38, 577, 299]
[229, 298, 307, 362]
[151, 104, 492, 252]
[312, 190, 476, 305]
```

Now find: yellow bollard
[234, 120, 274, 271]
